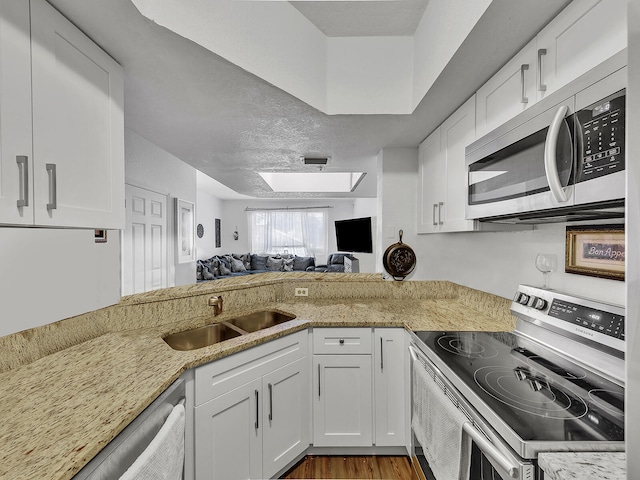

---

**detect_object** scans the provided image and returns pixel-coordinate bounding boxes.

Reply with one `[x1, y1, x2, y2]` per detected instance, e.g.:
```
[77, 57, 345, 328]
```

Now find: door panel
[123, 185, 168, 295]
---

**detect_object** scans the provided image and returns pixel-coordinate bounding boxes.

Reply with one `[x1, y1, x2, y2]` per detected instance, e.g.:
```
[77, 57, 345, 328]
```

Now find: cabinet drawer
[195, 329, 309, 406]
[313, 328, 372, 354]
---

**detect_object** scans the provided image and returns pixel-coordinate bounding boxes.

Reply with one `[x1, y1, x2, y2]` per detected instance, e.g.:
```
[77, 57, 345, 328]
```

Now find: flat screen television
[335, 217, 373, 254]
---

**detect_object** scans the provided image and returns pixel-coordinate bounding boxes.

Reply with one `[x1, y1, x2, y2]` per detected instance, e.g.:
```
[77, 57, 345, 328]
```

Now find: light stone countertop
[0, 276, 516, 480]
[538, 452, 626, 480]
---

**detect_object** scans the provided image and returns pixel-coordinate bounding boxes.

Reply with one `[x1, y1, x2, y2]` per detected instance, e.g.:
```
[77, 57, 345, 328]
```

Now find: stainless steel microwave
[465, 63, 626, 223]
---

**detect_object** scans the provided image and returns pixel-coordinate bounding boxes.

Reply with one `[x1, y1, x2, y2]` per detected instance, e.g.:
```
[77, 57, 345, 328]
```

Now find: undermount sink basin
[224, 311, 296, 333]
[164, 323, 242, 351]
[163, 311, 296, 351]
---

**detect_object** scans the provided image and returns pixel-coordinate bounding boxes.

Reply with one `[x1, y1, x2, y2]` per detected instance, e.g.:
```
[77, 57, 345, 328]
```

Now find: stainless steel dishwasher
[73, 377, 186, 480]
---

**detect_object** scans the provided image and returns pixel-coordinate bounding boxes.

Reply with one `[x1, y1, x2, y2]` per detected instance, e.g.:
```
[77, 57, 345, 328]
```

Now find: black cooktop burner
[473, 365, 588, 420]
[437, 334, 499, 358]
[413, 331, 624, 443]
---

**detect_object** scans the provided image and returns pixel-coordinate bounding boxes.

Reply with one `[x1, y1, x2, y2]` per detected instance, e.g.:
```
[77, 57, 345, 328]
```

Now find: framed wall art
[176, 198, 195, 263]
[215, 218, 221, 248]
[565, 225, 624, 281]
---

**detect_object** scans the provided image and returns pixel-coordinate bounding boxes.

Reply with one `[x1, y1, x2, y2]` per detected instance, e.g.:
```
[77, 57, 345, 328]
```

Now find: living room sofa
[196, 253, 316, 281]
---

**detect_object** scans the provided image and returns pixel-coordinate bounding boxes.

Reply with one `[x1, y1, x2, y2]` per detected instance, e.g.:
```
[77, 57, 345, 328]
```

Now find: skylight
[259, 172, 366, 193]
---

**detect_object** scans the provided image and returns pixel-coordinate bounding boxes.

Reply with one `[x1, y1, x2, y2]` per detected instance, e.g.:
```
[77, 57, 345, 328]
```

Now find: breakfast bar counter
[0, 274, 516, 480]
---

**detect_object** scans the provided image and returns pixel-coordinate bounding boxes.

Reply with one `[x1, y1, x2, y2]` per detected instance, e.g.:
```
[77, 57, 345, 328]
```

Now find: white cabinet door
[537, 0, 627, 102]
[476, 40, 537, 138]
[313, 354, 372, 447]
[417, 127, 442, 234]
[195, 378, 263, 480]
[0, 1, 33, 225]
[262, 357, 310, 479]
[441, 95, 476, 232]
[373, 329, 406, 447]
[30, 0, 124, 229]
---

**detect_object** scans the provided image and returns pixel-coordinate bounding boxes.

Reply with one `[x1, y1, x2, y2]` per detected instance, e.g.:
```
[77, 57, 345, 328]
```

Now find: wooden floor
[281, 455, 421, 480]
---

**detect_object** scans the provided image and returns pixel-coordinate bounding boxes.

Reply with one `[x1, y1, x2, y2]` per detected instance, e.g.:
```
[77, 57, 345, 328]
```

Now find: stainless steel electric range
[409, 285, 625, 480]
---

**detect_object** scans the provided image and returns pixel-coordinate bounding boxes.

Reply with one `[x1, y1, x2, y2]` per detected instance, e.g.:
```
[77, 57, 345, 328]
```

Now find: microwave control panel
[576, 90, 625, 183]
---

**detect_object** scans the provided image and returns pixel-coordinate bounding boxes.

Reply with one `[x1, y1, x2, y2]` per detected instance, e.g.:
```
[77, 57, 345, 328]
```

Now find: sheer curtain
[248, 210, 328, 260]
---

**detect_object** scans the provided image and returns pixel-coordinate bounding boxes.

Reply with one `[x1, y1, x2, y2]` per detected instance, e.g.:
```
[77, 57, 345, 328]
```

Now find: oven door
[409, 345, 537, 480]
[465, 97, 575, 220]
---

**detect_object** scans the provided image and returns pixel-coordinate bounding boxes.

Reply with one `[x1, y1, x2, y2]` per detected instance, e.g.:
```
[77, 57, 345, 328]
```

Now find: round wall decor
[197, 223, 204, 238]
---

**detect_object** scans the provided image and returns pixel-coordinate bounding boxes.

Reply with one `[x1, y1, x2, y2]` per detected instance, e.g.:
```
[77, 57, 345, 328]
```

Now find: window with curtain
[248, 209, 328, 260]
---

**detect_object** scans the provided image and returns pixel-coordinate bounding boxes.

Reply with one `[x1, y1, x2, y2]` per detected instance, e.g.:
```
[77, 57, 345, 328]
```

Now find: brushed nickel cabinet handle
[432, 203, 438, 226]
[255, 389, 259, 430]
[538, 49, 547, 92]
[268, 383, 273, 421]
[318, 363, 321, 398]
[16, 156, 29, 207]
[520, 64, 529, 104]
[380, 337, 384, 371]
[438, 202, 444, 225]
[46, 163, 57, 211]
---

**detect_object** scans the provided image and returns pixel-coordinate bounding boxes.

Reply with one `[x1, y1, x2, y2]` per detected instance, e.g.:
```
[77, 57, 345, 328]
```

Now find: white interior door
[122, 184, 168, 295]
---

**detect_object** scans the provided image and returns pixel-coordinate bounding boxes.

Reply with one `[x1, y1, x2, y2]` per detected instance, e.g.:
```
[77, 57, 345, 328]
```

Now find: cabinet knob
[339, 338, 345, 345]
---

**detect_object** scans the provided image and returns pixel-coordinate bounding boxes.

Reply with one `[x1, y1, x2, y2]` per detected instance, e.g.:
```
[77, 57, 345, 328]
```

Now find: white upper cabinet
[536, 0, 627, 102]
[418, 96, 476, 234]
[0, 0, 124, 229]
[417, 127, 442, 234]
[441, 96, 477, 232]
[0, 1, 33, 225]
[30, 0, 124, 228]
[476, 41, 537, 138]
[477, 0, 627, 139]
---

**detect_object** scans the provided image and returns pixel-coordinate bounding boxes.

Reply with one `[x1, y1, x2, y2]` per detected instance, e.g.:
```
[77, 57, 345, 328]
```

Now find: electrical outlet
[294, 287, 309, 297]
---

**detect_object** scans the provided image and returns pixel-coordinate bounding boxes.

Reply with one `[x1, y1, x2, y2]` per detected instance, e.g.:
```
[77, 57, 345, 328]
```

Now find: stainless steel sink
[163, 311, 296, 351]
[163, 323, 242, 351]
[223, 311, 296, 333]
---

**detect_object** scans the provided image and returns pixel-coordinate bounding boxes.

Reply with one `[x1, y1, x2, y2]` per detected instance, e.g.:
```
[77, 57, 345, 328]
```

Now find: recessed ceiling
[290, 0, 430, 37]
[47, 0, 570, 200]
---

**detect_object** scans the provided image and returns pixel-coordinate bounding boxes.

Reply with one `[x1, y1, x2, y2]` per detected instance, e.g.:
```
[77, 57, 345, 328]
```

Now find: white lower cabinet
[313, 354, 373, 446]
[193, 330, 310, 480]
[311, 327, 406, 448]
[373, 328, 406, 446]
[262, 358, 310, 478]
[195, 377, 263, 480]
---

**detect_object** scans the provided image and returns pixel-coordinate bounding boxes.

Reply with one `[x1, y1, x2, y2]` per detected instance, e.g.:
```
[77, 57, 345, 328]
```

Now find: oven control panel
[511, 285, 625, 355]
[548, 298, 624, 340]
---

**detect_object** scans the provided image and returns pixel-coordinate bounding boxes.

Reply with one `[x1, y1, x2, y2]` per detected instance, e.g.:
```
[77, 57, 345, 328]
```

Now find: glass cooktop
[413, 331, 624, 443]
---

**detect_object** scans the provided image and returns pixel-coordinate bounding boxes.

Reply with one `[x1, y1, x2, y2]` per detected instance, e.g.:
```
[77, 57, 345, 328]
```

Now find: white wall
[195, 189, 225, 259]
[326, 36, 413, 114]
[0, 228, 121, 337]
[377, 147, 625, 304]
[125, 128, 197, 287]
[377, 148, 420, 277]
[412, 0, 491, 108]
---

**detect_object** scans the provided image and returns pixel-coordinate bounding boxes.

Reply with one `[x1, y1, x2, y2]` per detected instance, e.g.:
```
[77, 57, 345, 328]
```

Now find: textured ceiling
[290, 0, 430, 37]
[47, 0, 570, 199]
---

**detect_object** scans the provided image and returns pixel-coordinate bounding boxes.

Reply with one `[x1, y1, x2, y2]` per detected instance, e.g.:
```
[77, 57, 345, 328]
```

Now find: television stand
[344, 255, 359, 273]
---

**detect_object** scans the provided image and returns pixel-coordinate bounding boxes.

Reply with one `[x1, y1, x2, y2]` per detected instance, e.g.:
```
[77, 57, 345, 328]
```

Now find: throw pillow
[233, 253, 251, 270]
[250, 254, 268, 270]
[266, 256, 284, 271]
[283, 257, 294, 272]
[202, 262, 215, 279]
[293, 255, 315, 271]
[219, 263, 231, 276]
[210, 257, 221, 276]
[222, 255, 234, 270]
[230, 257, 246, 272]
